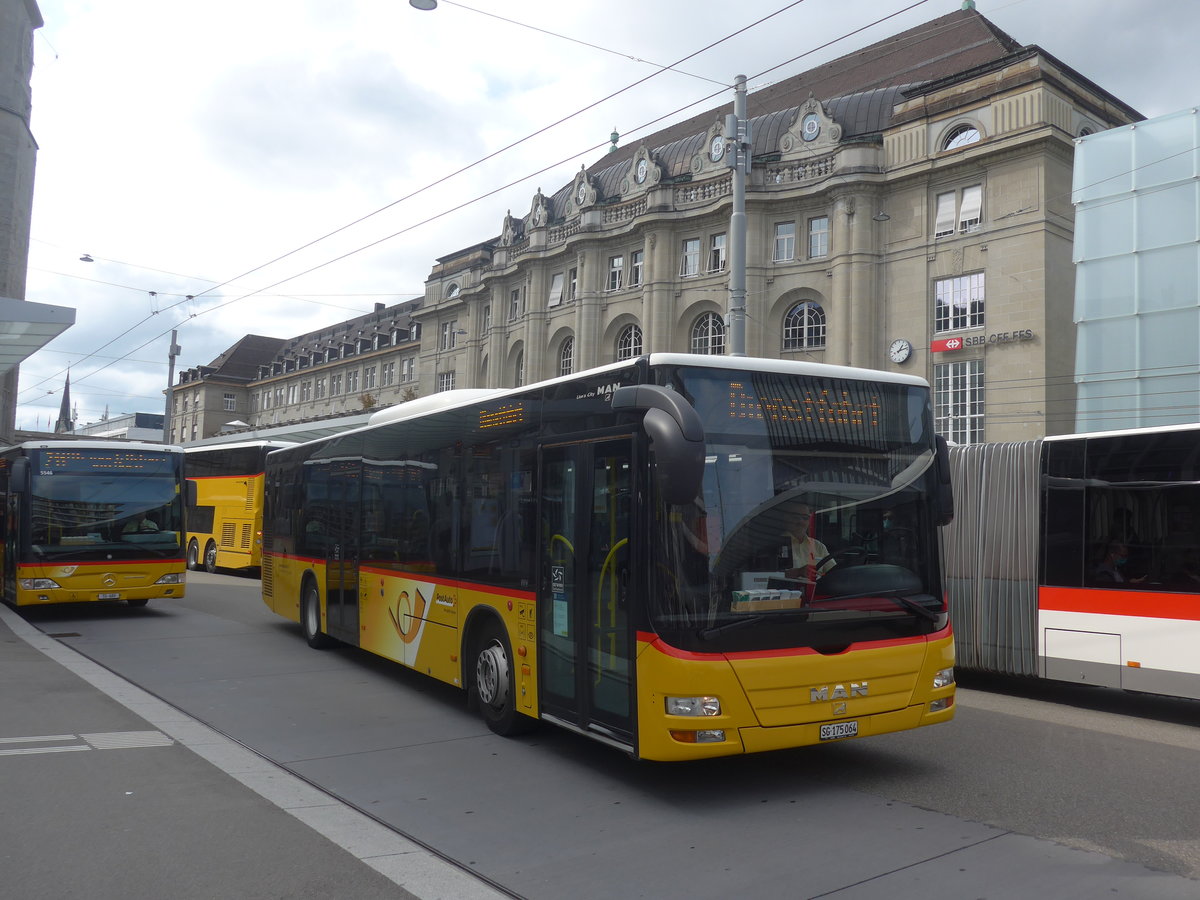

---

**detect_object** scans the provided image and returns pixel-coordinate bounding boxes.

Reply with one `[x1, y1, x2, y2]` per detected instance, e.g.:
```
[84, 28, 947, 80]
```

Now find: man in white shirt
[784, 503, 834, 582]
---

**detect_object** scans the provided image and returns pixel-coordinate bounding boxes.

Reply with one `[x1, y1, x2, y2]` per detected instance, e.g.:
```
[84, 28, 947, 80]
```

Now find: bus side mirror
[611, 385, 705, 506]
[10, 457, 27, 493]
[934, 435, 954, 526]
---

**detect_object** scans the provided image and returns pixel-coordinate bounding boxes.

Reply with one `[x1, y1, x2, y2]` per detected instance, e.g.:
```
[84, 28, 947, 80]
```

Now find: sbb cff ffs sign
[931, 330, 1035, 353]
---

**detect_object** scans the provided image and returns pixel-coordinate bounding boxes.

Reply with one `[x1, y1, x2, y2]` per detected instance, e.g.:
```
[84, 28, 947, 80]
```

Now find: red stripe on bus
[1040, 585, 1200, 621]
[17, 559, 182, 569]
[638, 624, 951, 660]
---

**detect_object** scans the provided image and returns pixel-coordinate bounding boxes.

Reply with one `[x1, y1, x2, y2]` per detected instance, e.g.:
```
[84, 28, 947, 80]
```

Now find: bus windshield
[651, 366, 945, 652]
[28, 447, 183, 560]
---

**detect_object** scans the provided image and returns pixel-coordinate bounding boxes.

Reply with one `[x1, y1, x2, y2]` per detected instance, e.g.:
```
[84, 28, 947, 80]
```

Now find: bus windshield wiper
[817, 589, 941, 622]
[698, 615, 766, 640]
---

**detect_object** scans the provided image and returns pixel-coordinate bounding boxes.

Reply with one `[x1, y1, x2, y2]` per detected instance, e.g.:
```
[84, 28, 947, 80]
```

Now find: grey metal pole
[727, 75, 748, 357]
[163, 329, 180, 444]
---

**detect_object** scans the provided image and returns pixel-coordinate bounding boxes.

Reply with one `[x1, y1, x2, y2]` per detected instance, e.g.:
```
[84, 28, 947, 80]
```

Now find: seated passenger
[122, 515, 159, 534]
[1092, 540, 1144, 585]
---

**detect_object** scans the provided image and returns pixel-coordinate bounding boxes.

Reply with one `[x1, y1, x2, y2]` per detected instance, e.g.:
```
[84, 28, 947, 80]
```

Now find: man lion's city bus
[184, 440, 293, 573]
[262, 354, 956, 760]
[945, 426, 1200, 701]
[0, 440, 187, 607]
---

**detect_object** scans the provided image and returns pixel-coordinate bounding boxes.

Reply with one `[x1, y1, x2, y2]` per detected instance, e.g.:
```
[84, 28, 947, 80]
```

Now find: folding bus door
[538, 439, 635, 747]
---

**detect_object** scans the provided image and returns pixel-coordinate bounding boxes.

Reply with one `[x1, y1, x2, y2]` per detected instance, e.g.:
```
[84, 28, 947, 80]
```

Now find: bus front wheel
[203, 541, 218, 574]
[186, 539, 200, 570]
[301, 582, 335, 649]
[473, 621, 533, 736]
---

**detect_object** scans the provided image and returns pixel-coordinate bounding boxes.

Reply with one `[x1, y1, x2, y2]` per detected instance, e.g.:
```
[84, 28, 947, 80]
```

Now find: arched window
[559, 337, 574, 376]
[943, 124, 981, 151]
[514, 351, 524, 387]
[783, 302, 826, 350]
[616, 324, 643, 361]
[690, 312, 726, 355]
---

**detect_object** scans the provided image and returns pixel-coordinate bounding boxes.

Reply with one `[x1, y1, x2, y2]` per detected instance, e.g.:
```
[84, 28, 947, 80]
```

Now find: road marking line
[0, 745, 90, 756]
[0, 734, 77, 744]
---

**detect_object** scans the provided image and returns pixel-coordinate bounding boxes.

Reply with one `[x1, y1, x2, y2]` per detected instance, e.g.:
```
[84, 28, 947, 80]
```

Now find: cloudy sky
[17, 0, 1200, 431]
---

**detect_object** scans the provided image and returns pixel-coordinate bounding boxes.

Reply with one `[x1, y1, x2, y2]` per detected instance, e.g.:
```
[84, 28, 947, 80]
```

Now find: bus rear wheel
[473, 621, 533, 736]
[186, 539, 200, 570]
[301, 582, 335, 649]
[203, 541, 218, 574]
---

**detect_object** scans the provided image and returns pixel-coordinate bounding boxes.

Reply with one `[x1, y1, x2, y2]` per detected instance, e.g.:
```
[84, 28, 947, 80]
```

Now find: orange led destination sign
[727, 382, 881, 428]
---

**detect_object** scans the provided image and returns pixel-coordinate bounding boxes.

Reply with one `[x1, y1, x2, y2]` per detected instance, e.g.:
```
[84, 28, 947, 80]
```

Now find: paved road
[7, 571, 1200, 898]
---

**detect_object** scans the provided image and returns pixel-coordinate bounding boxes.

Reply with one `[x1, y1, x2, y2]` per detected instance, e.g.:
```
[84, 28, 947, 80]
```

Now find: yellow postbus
[0, 440, 187, 607]
[261, 354, 956, 760]
[184, 440, 293, 573]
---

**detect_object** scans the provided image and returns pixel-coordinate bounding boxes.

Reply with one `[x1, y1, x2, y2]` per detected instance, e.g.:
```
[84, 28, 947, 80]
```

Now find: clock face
[801, 113, 821, 142]
[710, 135, 725, 162]
[636, 159, 648, 184]
[889, 339, 912, 363]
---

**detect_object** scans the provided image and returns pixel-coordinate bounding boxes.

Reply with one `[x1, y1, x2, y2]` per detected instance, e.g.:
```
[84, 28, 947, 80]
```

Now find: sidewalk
[0, 604, 508, 900]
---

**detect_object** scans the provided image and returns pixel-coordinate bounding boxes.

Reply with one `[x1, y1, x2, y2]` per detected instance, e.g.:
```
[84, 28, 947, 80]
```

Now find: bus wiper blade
[818, 589, 941, 622]
[699, 615, 765, 640]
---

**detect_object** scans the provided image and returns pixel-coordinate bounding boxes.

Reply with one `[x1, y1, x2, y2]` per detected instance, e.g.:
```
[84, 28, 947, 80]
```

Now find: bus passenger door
[324, 461, 361, 643]
[538, 439, 635, 747]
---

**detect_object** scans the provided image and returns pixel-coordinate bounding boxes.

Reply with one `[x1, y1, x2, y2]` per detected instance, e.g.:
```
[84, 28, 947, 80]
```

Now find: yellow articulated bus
[262, 354, 956, 760]
[0, 440, 187, 608]
[184, 440, 293, 573]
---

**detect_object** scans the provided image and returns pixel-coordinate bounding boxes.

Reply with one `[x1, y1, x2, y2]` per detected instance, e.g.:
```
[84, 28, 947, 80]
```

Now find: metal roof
[0, 296, 75, 377]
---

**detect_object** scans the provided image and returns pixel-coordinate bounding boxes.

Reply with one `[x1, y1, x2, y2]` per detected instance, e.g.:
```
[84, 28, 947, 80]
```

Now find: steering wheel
[813, 546, 868, 573]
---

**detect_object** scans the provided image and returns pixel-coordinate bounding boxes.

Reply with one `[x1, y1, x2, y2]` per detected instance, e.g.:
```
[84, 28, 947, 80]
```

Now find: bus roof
[3, 440, 184, 454]
[1044, 422, 1200, 443]
[183, 439, 296, 455]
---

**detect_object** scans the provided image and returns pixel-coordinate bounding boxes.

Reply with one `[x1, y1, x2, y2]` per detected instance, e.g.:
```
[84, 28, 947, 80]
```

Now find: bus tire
[301, 581, 335, 650]
[472, 619, 534, 736]
[186, 539, 200, 570]
[203, 540, 218, 574]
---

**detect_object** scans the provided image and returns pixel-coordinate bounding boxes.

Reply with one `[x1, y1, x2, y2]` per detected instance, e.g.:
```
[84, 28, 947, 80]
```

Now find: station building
[172, 5, 1142, 445]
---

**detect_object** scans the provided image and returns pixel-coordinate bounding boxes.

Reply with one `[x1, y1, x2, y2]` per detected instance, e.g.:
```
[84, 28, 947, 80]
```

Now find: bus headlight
[20, 578, 60, 590]
[155, 573, 185, 585]
[670, 729, 727, 743]
[933, 667, 955, 689]
[665, 696, 721, 717]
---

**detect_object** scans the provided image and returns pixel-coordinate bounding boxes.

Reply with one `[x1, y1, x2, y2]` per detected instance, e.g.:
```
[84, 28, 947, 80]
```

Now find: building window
[680, 238, 700, 277]
[616, 324, 643, 361]
[382, 362, 395, 386]
[808, 216, 829, 259]
[773, 222, 795, 261]
[934, 273, 985, 333]
[548, 273, 564, 307]
[783, 302, 827, 350]
[274, 388, 283, 407]
[401, 358, 415, 382]
[943, 123, 981, 151]
[315, 377, 326, 399]
[364, 366, 377, 390]
[515, 351, 524, 387]
[708, 233, 726, 272]
[261, 391, 270, 410]
[935, 359, 984, 444]
[330, 374, 342, 395]
[346, 370, 360, 394]
[607, 255, 624, 291]
[182, 395, 189, 412]
[509, 289, 522, 321]
[568, 268, 578, 301]
[629, 250, 644, 287]
[285, 384, 297, 405]
[690, 312, 726, 355]
[220, 393, 234, 412]
[934, 185, 983, 238]
[302, 381, 313, 402]
[559, 337, 574, 376]
[482, 306, 491, 331]
[438, 371, 455, 392]
[439, 321, 460, 351]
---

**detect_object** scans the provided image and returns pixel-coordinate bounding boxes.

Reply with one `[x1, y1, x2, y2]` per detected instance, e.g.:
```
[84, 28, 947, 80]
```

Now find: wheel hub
[476, 641, 509, 709]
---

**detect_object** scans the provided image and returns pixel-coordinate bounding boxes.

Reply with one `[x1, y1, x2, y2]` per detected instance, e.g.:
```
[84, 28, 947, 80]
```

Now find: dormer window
[446, 282, 461, 299]
[943, 124, 981, 151]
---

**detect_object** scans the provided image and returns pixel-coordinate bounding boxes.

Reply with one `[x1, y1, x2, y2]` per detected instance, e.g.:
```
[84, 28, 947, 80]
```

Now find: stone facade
[415, 10, 1140, 443]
